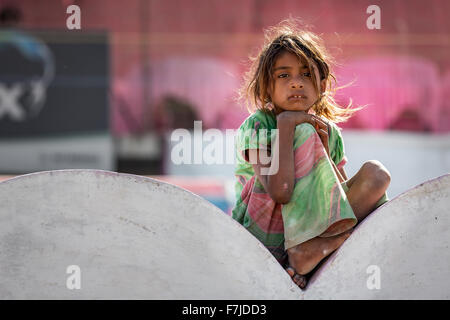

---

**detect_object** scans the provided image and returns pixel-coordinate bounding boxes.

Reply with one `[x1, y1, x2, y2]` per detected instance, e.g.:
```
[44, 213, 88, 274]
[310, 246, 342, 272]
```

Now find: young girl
[232, 20, 391, 289]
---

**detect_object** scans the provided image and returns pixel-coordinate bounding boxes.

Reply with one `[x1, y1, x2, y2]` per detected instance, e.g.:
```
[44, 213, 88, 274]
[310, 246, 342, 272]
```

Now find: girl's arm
[248, 111, 326, 204]
[339, 166, 348, 181]
[248, 116, 295, 204]
[331, 160, 345, 183]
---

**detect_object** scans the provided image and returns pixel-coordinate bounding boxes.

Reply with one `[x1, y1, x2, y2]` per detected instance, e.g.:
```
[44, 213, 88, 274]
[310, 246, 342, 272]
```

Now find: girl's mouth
[288, 95, 307, 101]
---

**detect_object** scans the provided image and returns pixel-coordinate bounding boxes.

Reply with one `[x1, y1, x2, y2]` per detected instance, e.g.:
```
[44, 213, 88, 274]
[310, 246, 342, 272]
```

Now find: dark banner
[0, 29, 112, 173]
[0, 29, 109, 137]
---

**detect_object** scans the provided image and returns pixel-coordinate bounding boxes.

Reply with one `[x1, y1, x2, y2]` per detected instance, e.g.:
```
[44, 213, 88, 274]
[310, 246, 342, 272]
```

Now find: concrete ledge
[301, 174, 450, 299]
[0, 170, 301, 299]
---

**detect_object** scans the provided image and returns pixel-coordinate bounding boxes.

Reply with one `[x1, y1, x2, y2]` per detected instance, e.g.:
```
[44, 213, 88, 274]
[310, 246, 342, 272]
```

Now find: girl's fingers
[310, 115, 323, 126]
[312, 116, 330, 136]
[314, 120, 328, 134]
[318, 129, 328, 141]
[311, 115, 323, 124]
[316, 128, 329, 145]
[315, 127, 327, 138]
[312, 116, 328, 128]
[317, 129, 330, 154]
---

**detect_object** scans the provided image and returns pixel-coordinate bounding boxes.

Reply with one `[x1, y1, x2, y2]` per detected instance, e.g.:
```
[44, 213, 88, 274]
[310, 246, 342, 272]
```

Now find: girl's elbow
[271, 189, 293, 204]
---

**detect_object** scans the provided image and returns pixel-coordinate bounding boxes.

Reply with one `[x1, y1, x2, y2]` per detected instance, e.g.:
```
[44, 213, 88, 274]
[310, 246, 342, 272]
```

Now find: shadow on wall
[154, 95, 199, 131]
[388, 108, 431, 132]
[112, 56, 248, 136]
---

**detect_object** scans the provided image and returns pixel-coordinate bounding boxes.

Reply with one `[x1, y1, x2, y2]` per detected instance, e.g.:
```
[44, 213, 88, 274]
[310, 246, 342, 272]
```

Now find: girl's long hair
[239, 18, 364, 123]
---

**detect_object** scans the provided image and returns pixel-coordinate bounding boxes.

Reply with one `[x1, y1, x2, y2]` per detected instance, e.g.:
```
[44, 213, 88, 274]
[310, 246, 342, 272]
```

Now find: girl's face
[268, 51, 325, 114]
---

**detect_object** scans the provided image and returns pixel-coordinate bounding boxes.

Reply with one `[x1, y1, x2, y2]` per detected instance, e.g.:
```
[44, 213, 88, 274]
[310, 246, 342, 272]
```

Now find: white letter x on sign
[0, 83, 25, 121]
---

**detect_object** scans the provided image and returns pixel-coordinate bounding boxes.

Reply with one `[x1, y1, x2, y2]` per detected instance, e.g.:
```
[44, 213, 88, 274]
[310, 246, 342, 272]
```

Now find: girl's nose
[290, 76, 304, 88]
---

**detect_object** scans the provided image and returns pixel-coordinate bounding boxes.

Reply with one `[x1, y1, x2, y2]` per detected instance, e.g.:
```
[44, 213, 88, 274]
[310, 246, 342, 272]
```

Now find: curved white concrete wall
[0, 170, 301, 299]
[1, 170, 448, 299]
[302, 174, 450, 299]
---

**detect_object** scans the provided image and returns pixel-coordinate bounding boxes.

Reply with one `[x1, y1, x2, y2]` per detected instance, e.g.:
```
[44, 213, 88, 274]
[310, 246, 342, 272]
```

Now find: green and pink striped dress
[232, 109, 358, 265]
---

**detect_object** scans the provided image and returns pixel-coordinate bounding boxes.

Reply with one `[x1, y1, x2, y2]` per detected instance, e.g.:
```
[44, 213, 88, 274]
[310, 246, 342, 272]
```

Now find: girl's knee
[361, 160, 391, 189]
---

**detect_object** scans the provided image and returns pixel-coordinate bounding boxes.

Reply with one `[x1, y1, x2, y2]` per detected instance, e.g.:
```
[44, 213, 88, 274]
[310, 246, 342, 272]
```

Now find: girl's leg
[283, 123, 357, 287]
[287, 229, 352, 275]
[286, 160, 391, 287]
[344, 160, 391, 222]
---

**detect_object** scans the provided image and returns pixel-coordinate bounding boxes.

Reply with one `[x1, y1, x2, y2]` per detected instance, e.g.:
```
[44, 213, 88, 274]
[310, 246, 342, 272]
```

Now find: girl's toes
[293, 274, 307, 288]
[286, 266, 307, 289]
[286, 267, 296, 278]
[299, 276, 307, 289]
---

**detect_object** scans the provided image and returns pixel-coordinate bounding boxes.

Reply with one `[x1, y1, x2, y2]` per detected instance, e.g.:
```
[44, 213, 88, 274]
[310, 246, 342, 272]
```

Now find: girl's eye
[278, 73, 289, 78]
[302, 72, 311, 77]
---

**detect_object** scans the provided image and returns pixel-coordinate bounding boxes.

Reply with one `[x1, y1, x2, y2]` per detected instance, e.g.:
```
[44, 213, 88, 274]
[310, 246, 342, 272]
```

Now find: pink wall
[335, 56, 442, 132]
[5, 0, 450, 134]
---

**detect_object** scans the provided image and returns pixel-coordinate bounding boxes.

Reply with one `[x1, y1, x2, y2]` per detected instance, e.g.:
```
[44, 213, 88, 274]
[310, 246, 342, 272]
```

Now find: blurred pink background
[7, 0, 450, 135]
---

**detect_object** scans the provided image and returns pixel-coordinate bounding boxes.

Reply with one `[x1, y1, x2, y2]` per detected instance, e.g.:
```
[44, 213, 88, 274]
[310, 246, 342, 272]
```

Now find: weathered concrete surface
[0, 170, 302, 299]
[1, 170, 449, 299]
[302, 174, 450, 300]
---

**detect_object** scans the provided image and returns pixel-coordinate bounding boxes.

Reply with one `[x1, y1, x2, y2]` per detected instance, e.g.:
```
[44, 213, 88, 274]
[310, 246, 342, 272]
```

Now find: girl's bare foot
[287, 230, 352, 276]
[285, 266, 307, 289]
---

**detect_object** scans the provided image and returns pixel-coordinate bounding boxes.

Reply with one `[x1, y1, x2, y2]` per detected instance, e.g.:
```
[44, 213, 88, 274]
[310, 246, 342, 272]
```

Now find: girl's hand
[276, 110, 313, 127]
[313, 116, 331, 158]
[277, 111, 331, 157]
